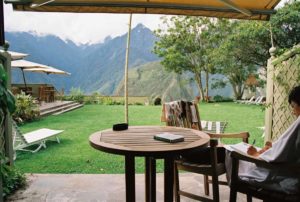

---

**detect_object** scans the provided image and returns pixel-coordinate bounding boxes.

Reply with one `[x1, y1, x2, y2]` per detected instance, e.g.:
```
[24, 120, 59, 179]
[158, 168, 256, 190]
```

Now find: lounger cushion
[23, 129, 64, 143]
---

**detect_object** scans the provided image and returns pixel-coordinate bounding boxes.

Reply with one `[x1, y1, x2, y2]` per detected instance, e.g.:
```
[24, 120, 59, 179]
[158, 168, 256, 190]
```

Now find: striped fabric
[201, 120, 227, 134]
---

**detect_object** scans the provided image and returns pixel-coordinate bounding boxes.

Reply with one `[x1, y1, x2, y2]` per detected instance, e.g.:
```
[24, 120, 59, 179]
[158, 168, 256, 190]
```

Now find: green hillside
[114, 61, 194, 102]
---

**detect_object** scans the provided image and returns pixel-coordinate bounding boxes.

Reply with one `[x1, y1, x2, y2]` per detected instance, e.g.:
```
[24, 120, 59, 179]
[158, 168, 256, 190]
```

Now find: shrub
[85, 92, 101, 104]
[115, 100, 125, 105]
[213, 95, 234, 102]
[99, 96, 114, 105]
[69, 87, 85, 103]
[222, 97, 234, 102]
[213, 95, 223, 102]
[133, 102, 143, 106]
[61, 95, 74, 101]
[1, 155, 26, 199]
[98, 97, 125, 105]
[13, 92, 40, 123]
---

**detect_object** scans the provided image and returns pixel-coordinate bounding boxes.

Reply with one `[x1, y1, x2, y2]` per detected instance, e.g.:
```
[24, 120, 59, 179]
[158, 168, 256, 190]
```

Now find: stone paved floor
[7, 173, 262, 202]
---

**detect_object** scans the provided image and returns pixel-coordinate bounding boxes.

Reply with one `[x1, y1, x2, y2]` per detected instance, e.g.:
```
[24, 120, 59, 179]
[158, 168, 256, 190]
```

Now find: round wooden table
[89, 126, 210, 202]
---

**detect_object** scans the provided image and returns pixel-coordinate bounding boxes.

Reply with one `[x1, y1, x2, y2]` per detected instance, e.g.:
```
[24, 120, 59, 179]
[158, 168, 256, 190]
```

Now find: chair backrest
[12, 121, 28, 146]
[161, 100, 249, 143]
[161, 100, 202, 130]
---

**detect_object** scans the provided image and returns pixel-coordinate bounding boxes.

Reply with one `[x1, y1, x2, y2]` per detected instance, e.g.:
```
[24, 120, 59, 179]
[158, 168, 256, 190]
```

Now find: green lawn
[15, 102, 265, 174]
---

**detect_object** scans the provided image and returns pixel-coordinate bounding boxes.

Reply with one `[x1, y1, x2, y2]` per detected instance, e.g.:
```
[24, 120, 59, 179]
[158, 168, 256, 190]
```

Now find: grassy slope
[15, 103, 264, 174]
[114, 61, 194, 101]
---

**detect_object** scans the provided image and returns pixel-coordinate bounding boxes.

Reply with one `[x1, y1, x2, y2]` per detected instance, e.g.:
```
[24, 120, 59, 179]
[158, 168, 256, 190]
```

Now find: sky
[3, 0, 289, 45]
[4, 4, 163, 45]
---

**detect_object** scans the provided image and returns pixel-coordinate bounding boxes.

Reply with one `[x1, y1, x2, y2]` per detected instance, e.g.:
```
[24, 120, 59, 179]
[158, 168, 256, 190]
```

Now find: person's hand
[258, 141, 272, 154]
[265, 141, 272, 148]
[247, 145, 260, 157]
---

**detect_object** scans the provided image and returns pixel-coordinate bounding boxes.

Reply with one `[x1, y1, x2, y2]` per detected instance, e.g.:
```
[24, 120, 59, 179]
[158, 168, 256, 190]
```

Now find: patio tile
[7, 173, 262, 202]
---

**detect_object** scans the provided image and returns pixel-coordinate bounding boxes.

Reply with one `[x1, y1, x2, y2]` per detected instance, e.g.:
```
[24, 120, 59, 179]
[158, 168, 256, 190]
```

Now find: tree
[271, 1, 300, 51]
[211, 21, 259, 99]
[228, 1, 300, 71]
[198, 18, 230, 101]
[153, 16, 217, 101]
[228, 1, 300, 69]
[227, 21, 271, 71]
[210, 1, 300, 99]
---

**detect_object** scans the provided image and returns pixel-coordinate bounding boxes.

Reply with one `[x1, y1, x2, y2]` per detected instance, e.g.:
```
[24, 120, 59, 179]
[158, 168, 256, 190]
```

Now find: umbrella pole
[21, 68, 27, 89]
[124, 13, 132, 124]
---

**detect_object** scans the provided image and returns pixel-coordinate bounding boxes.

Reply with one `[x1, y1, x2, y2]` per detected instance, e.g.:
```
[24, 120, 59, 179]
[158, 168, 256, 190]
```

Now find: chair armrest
[231, 151, 300, 172]
[207, 132, 250, 143]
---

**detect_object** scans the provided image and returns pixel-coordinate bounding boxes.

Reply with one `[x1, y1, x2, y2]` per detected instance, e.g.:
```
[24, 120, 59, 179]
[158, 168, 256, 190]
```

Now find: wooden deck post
[264, 46, 276, 142]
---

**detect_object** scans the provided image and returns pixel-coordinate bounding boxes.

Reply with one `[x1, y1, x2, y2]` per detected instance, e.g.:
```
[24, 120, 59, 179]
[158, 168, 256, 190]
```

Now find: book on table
[154, 133, 184, 143]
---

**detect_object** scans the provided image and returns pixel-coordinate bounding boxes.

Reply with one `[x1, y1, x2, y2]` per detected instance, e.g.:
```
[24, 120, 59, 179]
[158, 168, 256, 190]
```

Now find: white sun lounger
[12, 121, 63, 159]
[236, 96, 255, 104]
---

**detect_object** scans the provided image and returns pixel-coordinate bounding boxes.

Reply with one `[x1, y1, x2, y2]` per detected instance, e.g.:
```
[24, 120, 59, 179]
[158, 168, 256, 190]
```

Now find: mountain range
[5, 23, 232, 99]
[6, 24, 158, 94]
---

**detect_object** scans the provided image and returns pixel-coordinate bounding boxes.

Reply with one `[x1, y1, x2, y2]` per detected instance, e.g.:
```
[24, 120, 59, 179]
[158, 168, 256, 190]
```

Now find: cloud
[4, 0, 288, 44]
[4, 4, 162, 45]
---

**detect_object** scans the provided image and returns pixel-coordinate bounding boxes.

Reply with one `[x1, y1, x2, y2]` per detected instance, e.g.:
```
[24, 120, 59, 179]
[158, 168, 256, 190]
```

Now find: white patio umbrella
[11, 59, 49, 69]
[12, 59, 48, 88]
[24, 66, 71, 75]
[11, 59, 70, 88]
[0, 50, 28, 60]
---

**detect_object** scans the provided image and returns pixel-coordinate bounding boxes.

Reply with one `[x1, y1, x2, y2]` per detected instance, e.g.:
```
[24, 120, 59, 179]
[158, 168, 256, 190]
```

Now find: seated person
[234, 85, 300, 194]
[248, 85, 300, 157]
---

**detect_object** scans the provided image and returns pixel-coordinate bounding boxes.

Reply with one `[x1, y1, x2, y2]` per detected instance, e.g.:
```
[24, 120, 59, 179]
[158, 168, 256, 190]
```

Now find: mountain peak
[132, 23, 148, 31]
[104, 36, 112, 43]
[135, 23, 146, 28]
